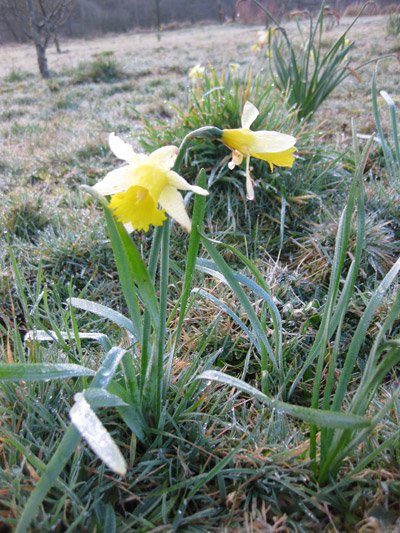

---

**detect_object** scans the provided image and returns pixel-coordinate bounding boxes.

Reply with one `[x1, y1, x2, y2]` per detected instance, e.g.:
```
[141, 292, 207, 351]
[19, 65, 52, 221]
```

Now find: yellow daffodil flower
[189, 64, 205, 80]
[93, 133, 209, 232]
[252, 28, 276, 51]
[222, 101, 296, 200]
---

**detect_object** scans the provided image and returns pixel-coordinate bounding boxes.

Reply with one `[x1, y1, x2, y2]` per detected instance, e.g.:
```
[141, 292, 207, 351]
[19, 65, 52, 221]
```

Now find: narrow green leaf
[198, 370, 370, 430]
[193, 288, 259, 349]
[104, 504, 117, 533]
[0, 363, 95, 381]
[114, 219, 160, 331]
[200, 233, 278, 377]
[84, 388, 128, 408]
[24, 328, 112, 352]
[92, 346, 126, 389]
[69, 297, 136, 338]
[15, 346, 127, 532]
[70, 393, 127, 475]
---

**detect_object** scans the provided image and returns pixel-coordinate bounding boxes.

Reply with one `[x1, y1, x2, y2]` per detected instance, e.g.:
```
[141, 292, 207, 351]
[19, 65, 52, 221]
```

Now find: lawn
[1, 8, 400, 532]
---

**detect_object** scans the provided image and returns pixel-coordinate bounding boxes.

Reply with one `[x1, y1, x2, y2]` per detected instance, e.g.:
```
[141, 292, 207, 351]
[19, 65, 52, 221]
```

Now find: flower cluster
[93, 102, 296, 230]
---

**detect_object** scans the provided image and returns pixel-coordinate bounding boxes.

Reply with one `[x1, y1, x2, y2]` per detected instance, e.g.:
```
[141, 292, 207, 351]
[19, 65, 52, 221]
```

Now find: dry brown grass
[380, 3, 400, 15]
[343, 2, 400, 16]
[343, 2, 379, 16]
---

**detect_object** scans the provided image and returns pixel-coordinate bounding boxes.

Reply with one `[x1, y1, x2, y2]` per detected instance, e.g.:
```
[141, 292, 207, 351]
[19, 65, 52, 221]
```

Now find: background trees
[0, 0, 75, 78]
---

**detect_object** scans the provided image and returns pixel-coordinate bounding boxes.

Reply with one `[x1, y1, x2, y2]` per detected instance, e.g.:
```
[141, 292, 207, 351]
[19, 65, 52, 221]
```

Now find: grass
[1, 13, 400, 532]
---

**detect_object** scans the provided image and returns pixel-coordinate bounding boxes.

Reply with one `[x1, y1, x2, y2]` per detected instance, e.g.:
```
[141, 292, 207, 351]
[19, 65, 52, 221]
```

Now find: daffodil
[93, 133, 209, 232]
[189, 63, 205, 80]
[221, 101, 296, 200]
[252, 28, 275, 51]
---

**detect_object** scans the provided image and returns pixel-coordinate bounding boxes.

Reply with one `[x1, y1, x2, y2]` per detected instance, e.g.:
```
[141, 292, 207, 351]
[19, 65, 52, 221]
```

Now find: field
[1, 9, 400, 532]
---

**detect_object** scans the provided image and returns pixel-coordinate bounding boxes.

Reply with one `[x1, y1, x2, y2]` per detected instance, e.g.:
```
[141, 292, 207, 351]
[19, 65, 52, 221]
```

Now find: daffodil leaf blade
[70, 393, 127, 476]
[198, 370, 371, 430]
[113, 219, 160, 331]
[69, 297, 136, 339]
[0, 363, 95, 381]
[102, 205, 146, 341]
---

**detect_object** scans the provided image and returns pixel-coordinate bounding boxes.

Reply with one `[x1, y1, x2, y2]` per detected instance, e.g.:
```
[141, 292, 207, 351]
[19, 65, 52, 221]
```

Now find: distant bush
[72, 52, 126, 84]
[387, 13, 400, 36]
[380, 4, 400, 16]
[343, 2, 378, 16]
[3, 69, 32, 82]
[1, 190, 54, 243]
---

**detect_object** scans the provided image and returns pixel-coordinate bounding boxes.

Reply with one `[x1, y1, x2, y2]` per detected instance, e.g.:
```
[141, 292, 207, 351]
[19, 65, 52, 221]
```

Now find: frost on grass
[70, 392, 127, 476]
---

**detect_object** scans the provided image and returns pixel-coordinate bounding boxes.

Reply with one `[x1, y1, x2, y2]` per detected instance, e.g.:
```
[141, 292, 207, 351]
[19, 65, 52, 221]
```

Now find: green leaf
[0, 363, 95, 381]
[24, 328, 112, 352]
[84, 388, 128, 408]
[198, 370, 370, 430]
[82, 185, 144, 343]
[92, 346, 126, 389]
[199, 232, 278, 390]
[15, 346, 127, 532]
[70, 393, 127, 476]
[69, 297, 136, 339]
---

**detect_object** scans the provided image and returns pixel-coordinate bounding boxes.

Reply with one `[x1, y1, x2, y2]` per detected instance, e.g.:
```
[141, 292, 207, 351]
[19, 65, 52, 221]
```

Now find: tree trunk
[54, 34, 61, 53]
[26, 0, 50, 79]
[154, 0, 161, 29]
[35, 41, 50, 78]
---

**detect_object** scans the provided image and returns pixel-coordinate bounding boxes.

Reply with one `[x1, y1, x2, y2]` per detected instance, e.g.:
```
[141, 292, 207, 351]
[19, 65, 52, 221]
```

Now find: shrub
[387, 13, 400, 36]
[3, 69, 32, 82]
[72, 52, 126, 84]
[343, 2, 378, 17]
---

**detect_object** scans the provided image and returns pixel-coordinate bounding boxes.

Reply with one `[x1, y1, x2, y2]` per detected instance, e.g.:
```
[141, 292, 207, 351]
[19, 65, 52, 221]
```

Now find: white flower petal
[93, 165, 134, 195]
[124, 222, 134, 233]
[241, 101, 259, 130]
[166, 171, 209, 195]
[159, 186, 192, 232]
[149, 145, 178, 170]
[249, 131, 296, 154]
[109, 133, 139, 164]
[245, 157, 255, 200]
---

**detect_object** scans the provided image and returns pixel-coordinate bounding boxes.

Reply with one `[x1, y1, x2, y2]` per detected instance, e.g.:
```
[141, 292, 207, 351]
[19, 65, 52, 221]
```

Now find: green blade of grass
[15, 346, 126, 533]
[197, 370, 370, 429]
[0, 363, 95, 381]
[70, 297, 137, 338]
[200, 232, 278, 391]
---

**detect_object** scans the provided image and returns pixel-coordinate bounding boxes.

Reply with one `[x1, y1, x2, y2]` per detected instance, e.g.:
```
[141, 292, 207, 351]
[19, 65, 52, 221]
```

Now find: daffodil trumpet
[93, 133, 209, 233]
[221, 101, 297, 200]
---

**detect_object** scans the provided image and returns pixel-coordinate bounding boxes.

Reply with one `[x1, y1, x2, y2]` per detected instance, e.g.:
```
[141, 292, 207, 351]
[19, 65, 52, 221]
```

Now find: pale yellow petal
[245, 157, 255, 200]
[254, 147, 296, 168]
[108, 133, 140, 165]
[241, 101, 259, 130]
[148, 145, 179, 170]
[93, 165, 135, 195]
[248, 130, 296, 154]
[166, 171, 209, 195]
[158, 186, 191, 232]
[232, 150, 243, 166]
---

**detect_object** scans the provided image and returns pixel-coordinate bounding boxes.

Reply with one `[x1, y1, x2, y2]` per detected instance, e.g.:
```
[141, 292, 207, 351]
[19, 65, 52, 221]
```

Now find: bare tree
[0, 0, 75, 78]
[154, 0, 161, 29]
